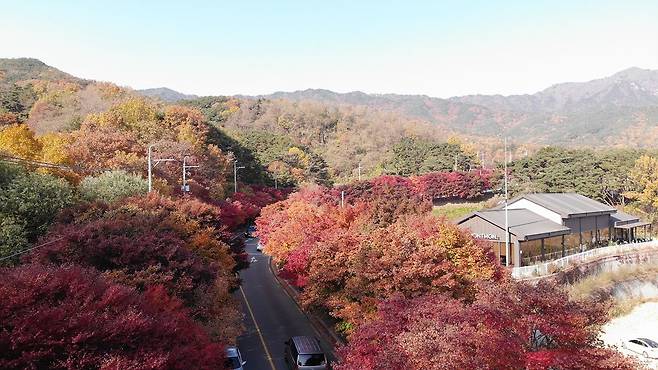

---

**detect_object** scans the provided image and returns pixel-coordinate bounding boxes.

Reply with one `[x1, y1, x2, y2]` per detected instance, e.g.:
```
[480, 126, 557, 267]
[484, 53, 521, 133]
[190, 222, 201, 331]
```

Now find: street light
[233, 160, 245, 193]
[147, 144, 175, 193]
[504, 137, 510, 267]
[182, 155, 200, 194]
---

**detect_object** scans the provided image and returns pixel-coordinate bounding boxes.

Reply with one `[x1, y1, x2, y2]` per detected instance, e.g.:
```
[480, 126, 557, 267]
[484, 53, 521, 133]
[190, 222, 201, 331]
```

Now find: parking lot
[600, 302, 658, 369]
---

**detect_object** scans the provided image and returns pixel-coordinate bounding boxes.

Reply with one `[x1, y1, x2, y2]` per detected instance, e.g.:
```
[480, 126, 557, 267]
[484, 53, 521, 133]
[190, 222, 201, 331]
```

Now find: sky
[2, 0, 657, 98]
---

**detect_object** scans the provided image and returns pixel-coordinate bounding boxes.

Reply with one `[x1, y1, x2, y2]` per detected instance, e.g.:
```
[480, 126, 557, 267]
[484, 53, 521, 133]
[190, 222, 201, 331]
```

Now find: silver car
[622, 337, 658, 359]
[225, 346, 246, 370]
[284, 336, 328, 370]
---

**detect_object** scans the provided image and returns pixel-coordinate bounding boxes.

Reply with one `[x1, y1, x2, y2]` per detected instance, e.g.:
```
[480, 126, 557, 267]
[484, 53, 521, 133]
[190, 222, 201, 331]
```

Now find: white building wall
[507, 198, 563, 224]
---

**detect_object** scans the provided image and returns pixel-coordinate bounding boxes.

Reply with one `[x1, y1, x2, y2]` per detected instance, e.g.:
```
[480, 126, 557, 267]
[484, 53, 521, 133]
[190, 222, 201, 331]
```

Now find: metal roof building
[457, 193, 650, 267]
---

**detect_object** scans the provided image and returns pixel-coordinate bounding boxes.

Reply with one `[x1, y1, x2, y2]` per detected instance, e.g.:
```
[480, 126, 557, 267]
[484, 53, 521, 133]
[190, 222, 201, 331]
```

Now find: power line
[0, 154, 114, 174]
[0, 237, 65, 262]
[0, 154, 76, 171]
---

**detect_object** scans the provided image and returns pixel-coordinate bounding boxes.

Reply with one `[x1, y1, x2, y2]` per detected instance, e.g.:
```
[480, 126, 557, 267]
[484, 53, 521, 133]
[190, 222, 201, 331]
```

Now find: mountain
[450, 67, 658, 112]
[0, 58, 84, 88]
[137, 87, 198, 102]
[0, 58, 132, 133]
[254, 68, 658, 147]
[4, 57, 658, 149]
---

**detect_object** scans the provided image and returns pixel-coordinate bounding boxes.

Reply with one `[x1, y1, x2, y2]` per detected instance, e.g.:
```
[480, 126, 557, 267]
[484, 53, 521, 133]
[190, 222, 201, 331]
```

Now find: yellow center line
[239, 284, 277, 370]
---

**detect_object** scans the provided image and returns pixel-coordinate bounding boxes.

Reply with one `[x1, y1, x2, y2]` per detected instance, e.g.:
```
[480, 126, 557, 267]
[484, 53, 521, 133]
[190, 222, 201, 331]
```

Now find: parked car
[256, 242, 264, 252]
[284, 336, 329, 369]
[225, 346, 246, 370]
[622, 337, 658, 359]
[244, 225, 257, 238]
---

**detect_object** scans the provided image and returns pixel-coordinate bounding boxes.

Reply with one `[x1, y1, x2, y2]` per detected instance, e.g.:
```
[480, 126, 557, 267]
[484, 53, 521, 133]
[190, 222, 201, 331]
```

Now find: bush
[0, 264, 225, 369]
[79, 170, 148, 203]
[30, 193, 243, 341]
[0, 216, 28, 266]
[0, 163, 72, 263]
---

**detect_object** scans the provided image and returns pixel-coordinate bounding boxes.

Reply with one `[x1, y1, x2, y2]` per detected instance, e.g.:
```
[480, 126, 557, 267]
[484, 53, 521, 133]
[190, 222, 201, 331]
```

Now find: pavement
[235, 237, 335, 370]
[600, 301, 658, 369]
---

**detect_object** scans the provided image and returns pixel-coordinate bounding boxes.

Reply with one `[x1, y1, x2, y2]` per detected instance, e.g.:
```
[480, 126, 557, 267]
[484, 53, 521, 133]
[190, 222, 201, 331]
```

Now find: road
[235, 237, 335, 370]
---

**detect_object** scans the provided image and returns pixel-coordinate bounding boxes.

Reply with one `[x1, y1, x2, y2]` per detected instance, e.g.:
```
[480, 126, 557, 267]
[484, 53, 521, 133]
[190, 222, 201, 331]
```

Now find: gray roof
[510, 193, 616, 218]
[610, 211, 640, 226]
[459, 209, 571, 241]
[225, 346, 239, 357]
[291, 336, 323, 354]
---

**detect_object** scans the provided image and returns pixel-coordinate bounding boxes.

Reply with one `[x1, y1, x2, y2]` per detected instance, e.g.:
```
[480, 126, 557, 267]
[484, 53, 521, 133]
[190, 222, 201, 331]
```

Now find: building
[457, 193, 651, 266]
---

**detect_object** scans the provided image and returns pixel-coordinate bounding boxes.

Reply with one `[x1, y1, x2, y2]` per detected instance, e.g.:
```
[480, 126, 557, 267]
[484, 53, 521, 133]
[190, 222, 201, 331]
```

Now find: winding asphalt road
[235, 237, 335, 370]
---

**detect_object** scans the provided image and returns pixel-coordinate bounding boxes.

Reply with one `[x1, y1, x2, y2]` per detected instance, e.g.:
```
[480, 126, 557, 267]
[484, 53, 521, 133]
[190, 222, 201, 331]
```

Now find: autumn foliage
[0, 264, 225, 369]
[257, 177, 500, 330]
[27, 193, 243, 341]
[336, 280, 638, 370]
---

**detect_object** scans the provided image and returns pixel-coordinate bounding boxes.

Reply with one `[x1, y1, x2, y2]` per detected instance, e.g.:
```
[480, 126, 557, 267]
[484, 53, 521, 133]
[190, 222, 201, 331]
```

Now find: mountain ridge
[137, 87, 198, 102]
[3, 57, 658, 148]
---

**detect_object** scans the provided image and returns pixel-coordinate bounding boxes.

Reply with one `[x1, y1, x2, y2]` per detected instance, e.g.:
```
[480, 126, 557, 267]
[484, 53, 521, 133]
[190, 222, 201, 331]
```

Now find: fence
[512, 240, 658, 279]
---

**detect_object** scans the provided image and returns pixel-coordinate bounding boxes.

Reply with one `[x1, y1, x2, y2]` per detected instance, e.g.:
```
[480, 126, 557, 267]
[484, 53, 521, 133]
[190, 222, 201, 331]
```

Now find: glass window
[225, 357, 241, 369]
[298, 354, 326, 366]
[643, 338, 658, 348]
[290, 342, 298, 358]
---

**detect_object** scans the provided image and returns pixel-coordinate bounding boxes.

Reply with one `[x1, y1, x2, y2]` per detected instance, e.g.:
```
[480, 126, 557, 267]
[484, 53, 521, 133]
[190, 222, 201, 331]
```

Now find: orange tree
[303, 214, 500, 330]
[257, 181, 498, 331]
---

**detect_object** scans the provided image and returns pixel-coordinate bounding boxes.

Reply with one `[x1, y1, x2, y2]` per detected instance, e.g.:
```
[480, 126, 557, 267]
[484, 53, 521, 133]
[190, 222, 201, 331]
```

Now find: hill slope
[0, 58, 84, 88]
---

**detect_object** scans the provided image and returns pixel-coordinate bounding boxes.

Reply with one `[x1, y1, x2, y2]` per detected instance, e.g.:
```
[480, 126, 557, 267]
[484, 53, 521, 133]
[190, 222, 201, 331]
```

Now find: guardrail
[512, 241, 658, 279]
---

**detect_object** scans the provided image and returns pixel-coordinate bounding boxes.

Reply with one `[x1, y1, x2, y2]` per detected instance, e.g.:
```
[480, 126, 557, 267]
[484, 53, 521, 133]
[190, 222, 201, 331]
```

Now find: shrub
[0, 163, 72, 263]
[337, 280, 638, 370]
[78, 170, 147, 203]
[0, 264, 225, 369]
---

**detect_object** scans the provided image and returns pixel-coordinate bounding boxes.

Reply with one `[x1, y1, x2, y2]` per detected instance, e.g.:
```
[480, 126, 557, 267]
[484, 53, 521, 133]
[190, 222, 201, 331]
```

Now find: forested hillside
[0, 58, 294, 368]
[255, 68, 658, 148]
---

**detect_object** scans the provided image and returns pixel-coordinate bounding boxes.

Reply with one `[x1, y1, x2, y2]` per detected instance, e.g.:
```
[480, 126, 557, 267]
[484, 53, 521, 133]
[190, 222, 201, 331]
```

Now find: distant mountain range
[137, 87, 198, 102]
[450, 67, 658, 112]
[248, 68, 658, 146]
[3, 57, 658, 147]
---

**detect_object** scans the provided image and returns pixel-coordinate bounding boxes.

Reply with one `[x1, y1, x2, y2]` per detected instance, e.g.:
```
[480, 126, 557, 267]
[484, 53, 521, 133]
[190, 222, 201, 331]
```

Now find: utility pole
[233, 160, 245, 194]
[504, 138, 510, 267]
[274, 177, 278, 189]
[341, 190, 345, 208]
[358, 163, 362, 181]
[147, 144, 175, 193]
[182, 155, 200, 194]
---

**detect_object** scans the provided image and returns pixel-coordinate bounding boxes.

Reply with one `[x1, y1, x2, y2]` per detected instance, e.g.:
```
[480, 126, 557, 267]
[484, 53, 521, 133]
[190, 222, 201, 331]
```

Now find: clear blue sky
[2, 0, 657, 97]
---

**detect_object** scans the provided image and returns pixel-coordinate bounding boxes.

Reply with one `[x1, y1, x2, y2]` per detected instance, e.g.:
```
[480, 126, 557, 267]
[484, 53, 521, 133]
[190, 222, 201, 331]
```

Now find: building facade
[457, 193, 651, 266]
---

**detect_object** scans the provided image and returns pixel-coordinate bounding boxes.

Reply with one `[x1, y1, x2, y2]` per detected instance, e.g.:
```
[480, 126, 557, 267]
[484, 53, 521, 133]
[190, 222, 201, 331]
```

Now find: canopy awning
[614, 221, 651, 229]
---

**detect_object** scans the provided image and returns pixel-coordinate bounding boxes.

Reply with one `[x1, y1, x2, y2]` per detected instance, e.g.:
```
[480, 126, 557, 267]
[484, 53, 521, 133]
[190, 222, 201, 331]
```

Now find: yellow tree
[0, 124, 42, 159]
[39, 133, 72, 165]
[624, 155, 658, 220]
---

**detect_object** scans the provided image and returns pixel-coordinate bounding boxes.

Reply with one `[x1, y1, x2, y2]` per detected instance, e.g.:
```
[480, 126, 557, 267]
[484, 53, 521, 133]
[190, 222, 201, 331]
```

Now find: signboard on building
[472, 233, 500, 241]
